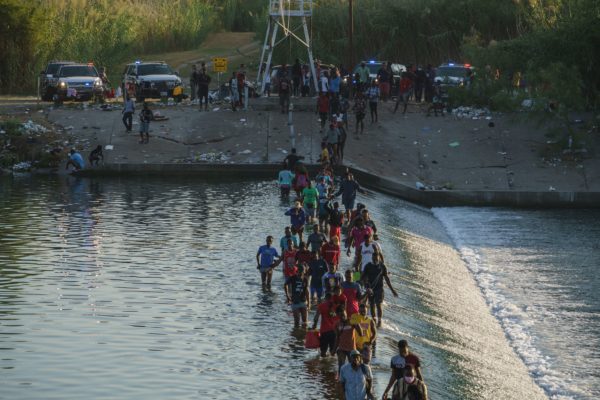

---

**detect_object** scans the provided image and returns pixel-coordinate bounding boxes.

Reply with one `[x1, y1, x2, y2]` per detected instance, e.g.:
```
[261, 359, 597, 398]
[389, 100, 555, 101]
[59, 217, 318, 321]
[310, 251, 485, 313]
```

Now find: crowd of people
[256, 154, 429, 400]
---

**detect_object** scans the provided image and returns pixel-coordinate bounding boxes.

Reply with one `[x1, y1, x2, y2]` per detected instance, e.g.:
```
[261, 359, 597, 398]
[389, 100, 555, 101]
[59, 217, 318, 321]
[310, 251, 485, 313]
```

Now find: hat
[350, 349, 362, 358]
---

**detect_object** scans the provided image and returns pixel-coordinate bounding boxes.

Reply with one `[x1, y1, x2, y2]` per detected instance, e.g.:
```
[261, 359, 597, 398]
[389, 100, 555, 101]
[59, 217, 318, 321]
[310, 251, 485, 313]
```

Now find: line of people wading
[256, 153, 429, 400]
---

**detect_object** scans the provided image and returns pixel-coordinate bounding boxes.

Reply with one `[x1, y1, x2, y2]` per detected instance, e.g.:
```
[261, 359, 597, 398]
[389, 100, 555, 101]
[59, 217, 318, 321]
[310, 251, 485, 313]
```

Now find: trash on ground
[239, 149, 252, 154]
[449, 141, 460, 147]
[104, 145, 114, 150]
[21, 120, 48, 134]
[240, 118, 246, 122]
[451, 106, 490, 119]
[549, 186, 556, 191]
[194, 151, 229, 162]
[12, 161, 32, 172]
[415, 181, 426, 190]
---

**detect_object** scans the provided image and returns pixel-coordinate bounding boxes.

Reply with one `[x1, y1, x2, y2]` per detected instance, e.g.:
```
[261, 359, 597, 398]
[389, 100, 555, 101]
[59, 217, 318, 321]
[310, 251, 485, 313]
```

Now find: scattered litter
[194, 152, 230, 162]
[549, 186, 556, 191]
[239, 149, 252, 154]
[104, 145, 114, 150]
[240, 118, 246, 122]
[402, 172, 407, 176]
[64, 126, 74, 131]
[21, 120, 48, 134]
[521, 99, 533, 108]
[452, 106, 490, 119]
[449, 141, 460, 147]
[413, 141, 418, 145]
[213, 107, 220, 112]
[415, 182, 426, 190]
[281, 149, 288, 154]
[498, 151, 507, 155]
[12, 161, 32, 172]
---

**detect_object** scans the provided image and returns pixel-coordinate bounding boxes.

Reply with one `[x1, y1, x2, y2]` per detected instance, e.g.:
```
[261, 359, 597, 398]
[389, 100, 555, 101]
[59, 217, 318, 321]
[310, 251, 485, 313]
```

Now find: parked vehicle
[122, 61, 182, 102]
[55, 64, 105, 101]
[39, 61, 75, 101]
[434, 63, 475, 87]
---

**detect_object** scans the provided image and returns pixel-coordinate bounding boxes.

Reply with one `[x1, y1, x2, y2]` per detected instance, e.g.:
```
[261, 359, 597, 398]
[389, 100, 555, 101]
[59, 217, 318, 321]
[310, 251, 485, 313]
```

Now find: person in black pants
[122, 96, 135, 132]
[197, 68, 211, 111]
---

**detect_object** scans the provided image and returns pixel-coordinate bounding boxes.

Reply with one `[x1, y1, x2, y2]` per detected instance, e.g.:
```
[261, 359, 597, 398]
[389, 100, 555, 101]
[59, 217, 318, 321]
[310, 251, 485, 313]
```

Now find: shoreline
[52, 162, 600, 208]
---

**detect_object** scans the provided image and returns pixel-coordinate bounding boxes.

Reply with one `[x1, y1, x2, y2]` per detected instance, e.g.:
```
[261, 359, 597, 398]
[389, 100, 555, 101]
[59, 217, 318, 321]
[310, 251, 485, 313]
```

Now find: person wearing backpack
[382, 340, 425, 400]
[389, 365, 428, 400]
[339, 349, 375, 400]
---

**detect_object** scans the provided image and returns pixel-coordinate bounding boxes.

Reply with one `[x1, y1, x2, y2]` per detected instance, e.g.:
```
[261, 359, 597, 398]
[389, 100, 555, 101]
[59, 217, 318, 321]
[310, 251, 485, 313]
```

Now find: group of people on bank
[256, 153, 429, 400]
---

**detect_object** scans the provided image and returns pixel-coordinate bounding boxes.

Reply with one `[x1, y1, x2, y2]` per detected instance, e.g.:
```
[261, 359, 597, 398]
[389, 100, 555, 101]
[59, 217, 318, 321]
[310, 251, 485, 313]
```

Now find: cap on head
[350, 349, 362, 358]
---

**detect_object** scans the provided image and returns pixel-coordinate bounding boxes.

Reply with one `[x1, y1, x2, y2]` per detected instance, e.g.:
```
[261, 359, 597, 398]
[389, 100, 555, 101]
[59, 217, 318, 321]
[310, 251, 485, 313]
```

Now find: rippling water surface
[1, 176, 590, 399]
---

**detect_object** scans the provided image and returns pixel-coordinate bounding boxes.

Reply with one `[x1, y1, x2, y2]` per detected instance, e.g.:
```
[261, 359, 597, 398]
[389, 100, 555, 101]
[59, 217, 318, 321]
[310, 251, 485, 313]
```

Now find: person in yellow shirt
[319, 142, 330, 164]
[350, 303, 377, 364]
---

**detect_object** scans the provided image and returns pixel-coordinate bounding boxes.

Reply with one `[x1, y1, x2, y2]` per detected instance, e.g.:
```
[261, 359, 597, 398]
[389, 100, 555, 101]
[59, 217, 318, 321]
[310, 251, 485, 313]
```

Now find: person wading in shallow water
[284, 264, 310, 327]
[361, 252, 398, 327]
[382, 339, 425, 400]
[256, 236, 281, 290]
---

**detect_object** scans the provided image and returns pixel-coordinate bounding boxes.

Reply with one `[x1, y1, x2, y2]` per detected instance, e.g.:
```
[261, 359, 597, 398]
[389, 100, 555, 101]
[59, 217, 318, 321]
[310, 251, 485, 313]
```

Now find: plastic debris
[194, 152, 229, 162]
[549, 186, 556, 191]
[240, 118, 246, 122]
[415, 182, 426, 190]
[12, 161, 32, 172]
[239, 149, 252, 154]
[449, 141, 460, 147]
[21, 120, 48, 134]
[104, 145, 114, 150]
[451, 106, 490, 119]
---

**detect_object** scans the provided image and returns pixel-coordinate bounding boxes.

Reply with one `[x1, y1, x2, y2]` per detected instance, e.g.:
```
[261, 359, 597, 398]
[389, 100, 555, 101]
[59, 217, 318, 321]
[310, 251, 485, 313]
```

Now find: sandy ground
[5, 95, 592, 193]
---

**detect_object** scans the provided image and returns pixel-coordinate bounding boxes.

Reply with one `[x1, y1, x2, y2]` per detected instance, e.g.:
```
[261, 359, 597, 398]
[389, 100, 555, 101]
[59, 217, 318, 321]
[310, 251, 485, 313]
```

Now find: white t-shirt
[361, 242, 382, 271]
[320, 76, 329, 93]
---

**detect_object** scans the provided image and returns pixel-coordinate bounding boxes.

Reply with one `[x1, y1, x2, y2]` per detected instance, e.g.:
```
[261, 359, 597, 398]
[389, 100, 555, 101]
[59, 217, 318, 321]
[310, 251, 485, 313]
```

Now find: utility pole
[348, 0, 354, 69]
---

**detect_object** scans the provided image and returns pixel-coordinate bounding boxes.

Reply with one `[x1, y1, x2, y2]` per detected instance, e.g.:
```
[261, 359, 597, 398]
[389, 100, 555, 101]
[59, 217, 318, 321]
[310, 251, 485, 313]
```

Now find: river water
[0, 176, 597, 399]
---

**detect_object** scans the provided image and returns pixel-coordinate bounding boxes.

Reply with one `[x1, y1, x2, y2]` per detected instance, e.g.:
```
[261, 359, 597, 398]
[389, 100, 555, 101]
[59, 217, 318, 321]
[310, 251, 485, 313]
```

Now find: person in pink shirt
[346, 217, 373, 259]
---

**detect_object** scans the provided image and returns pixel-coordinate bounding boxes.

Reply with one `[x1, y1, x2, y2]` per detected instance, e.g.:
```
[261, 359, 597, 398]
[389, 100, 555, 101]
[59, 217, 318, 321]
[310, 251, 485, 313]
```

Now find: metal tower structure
[257, 0, 319, 95]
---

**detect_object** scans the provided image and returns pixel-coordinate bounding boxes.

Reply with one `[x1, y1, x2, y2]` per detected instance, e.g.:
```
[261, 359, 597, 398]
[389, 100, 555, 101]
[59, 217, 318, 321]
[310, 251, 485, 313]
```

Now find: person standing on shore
[139, 103, 153, 144]
[377, 62, 390, 102]
[189, 64, 198, 102]
[366, 80, 380, 124]
[353, 92, 367, 135]
[229, 71, 239, 111]
[197, 68, 211, 111]
[256, 236, 281, 290]
[395, 72, 412, 114]
[357, 62, 370, 93]
[279, 65, 291, 114]
[292, 58, 302, 97]
[237, 64, 246, 107]
[122, 96, 135, 132]
[317, 92, 330, 133]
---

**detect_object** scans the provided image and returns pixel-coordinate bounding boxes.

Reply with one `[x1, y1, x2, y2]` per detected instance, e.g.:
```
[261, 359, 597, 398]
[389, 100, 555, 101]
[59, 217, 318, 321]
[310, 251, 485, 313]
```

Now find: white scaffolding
[257, 0, 319, 95]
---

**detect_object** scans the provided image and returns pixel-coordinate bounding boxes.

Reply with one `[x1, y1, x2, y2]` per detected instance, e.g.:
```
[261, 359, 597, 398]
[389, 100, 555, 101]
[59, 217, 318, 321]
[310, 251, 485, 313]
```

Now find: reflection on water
[0, 176, 560, 399]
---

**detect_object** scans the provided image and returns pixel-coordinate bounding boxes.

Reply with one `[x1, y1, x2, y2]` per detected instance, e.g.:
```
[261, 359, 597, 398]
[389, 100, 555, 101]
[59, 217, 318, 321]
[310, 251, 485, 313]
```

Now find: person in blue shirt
[285, 201, 307, 242]
[66, 149, 85, 171]
[280, 226, 299, 253]
[256, 236, 281, 290]
[278, 164, 294, 197]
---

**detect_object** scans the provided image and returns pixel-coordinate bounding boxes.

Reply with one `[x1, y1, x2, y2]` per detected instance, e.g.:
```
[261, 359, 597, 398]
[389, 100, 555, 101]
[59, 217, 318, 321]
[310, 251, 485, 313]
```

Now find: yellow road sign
[212, 57, 228, 73]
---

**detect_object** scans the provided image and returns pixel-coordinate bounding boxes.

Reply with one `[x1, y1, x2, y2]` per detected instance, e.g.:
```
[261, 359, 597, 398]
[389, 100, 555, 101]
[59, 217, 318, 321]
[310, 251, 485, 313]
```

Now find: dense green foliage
[0, 0, 263, 94]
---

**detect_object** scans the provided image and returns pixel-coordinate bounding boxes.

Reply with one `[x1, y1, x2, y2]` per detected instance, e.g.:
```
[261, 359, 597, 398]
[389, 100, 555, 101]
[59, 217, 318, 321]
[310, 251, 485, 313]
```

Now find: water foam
[433, 208, 582, 400]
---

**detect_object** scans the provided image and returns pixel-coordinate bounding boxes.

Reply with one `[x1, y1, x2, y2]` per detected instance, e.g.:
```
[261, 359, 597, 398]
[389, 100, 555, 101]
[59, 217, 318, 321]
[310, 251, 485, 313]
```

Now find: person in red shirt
[321, 236, 341, 268]
[328, 201, 344, 240]
[330, 285, 347, 314]
[295, 241, 312, 267]
[382, 339, 425, 399]
[282, 238, 298, 283]
[341, 269, 365, 317]
[312, 293, 340, 357]
[394, 72, 413, 114]
[316, 92, 330, 132]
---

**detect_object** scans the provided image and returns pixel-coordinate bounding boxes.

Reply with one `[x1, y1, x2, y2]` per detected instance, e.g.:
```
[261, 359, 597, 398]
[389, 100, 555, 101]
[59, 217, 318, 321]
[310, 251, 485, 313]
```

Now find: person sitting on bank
[88, 145, 103, 166]
[65, 149, 85, 171]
